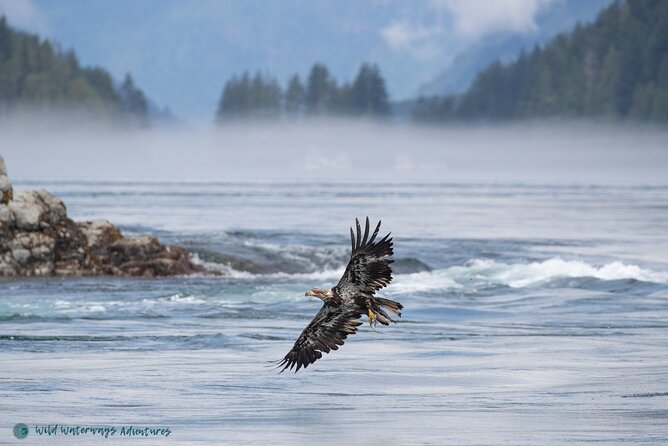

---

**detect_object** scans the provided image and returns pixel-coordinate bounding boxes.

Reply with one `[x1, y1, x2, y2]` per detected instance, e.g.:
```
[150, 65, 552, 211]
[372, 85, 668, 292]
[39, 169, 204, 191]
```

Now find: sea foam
[387, 258, 668, 294]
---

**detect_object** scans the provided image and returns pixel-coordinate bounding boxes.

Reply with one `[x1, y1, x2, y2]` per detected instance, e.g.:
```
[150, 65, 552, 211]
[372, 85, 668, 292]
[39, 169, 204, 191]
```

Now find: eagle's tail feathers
[370, 297, 403, 326]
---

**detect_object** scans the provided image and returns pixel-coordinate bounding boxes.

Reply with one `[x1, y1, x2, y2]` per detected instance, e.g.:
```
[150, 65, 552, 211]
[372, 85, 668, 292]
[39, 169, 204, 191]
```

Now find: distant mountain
[0, 16, 149, 125]
[417, 0, 614, 98]
[414, 0, 668, 122]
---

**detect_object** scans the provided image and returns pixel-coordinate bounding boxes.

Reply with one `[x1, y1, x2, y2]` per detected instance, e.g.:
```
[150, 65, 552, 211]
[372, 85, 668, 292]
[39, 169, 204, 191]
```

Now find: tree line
[413, 0, 668, 123]
[0, 16, 149, 126]
[215, 63, 390, 121]
[4, 0, 668, 126]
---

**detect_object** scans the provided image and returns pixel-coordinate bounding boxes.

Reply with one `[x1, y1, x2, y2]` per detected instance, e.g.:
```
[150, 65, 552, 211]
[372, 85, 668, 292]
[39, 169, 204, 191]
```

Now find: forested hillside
[216, 63, 389, 121]
[0, 16, 148, 125]
[414, 0, 668, 122]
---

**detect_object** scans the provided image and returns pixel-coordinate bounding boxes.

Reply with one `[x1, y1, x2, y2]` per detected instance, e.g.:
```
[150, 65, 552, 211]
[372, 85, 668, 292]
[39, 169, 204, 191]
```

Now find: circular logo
[13, 423, 29, 440]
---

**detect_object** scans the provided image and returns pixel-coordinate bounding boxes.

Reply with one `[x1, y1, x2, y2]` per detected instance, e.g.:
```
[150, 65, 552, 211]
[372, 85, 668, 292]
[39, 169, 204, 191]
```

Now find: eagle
[276, 217, 403, 373]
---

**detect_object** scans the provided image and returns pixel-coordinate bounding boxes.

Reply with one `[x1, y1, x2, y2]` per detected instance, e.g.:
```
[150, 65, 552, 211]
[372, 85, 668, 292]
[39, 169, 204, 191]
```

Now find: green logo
[13, 423, 29, 439]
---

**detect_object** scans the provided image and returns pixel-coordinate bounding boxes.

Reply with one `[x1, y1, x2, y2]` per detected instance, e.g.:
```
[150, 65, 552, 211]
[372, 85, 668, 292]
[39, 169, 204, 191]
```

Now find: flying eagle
[276, 217, 403, 373]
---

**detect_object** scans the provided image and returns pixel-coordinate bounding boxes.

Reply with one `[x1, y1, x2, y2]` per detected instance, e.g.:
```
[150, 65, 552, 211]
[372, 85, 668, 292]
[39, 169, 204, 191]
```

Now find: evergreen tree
[0, 16, 11, 61]
[351, 63, 390, 116]
[306, 63, 334, 115]
[250, 72, 281, 117]
[284, 74, 305, 117]
[331, 81, 353, 114]
[120, 73, 148, 126]
[413, 0, 668, 123]
[215, 62, 393, 121]
[216, 71, 283, 120]
[0, 16, 152, 123]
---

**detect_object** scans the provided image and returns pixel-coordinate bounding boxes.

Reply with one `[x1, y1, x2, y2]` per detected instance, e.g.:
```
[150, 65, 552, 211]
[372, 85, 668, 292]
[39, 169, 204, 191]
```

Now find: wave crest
[387, 258, 668, 294]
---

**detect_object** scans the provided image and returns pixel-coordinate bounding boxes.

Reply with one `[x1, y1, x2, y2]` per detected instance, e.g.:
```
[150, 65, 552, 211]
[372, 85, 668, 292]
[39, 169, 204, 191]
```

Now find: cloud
[380, 21, 443, 60]
[379, 0, 555, 60]
[381, 21, 440, 50]
[431, 0, 555, 39]
[0, 0, 48, 34]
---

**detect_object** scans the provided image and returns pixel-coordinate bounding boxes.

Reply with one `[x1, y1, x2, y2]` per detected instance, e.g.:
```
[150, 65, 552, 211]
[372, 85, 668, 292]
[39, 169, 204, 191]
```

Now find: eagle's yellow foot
[368, 309, 381, 333]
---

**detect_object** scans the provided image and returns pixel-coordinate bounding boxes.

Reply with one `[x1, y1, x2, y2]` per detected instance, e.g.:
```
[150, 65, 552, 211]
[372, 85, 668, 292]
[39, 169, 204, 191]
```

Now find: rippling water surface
[2, 181, 668, 445]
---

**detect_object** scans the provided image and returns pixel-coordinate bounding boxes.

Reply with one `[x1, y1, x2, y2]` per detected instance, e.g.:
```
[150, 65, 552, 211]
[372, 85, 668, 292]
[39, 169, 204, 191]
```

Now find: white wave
[241, 240, 348, 272]
[387, 258, 668, 294]
[167, 294, 206, 304]
[388, 271, 463, 294]
[194, 253, 668, 294]
[229, 267, 345, 282]
[84, 304, 107, 313]
[189, 254, 255, 278]
[190, 253, 345, 281]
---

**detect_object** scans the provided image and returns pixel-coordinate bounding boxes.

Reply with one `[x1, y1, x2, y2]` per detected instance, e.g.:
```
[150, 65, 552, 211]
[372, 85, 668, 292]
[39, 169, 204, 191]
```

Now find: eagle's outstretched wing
[276, 304, 363, 373]
[334, 217, 394, 301]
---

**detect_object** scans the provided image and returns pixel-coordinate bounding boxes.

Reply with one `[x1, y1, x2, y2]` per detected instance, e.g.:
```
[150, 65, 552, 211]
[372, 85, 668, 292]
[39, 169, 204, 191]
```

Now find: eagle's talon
[368, 309, 382, 333]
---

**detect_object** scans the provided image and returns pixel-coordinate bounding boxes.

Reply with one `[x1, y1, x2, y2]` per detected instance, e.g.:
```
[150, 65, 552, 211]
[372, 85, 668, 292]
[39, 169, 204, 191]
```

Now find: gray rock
[54, 258, 87, 276]
[0, 259, 17, 276]
[0, 175, 11, 203]
[8, 232, 54, 250]
[7, 190, 66, 230]
[0, 204, 14, 227]
[8, 191, 45, 230]
[11, 247, 31, 264]
[35, 189, 67, 223]
[79, 219, 122, 248]
[6, 234, 26, 251]
[0, 155, 12, 204]
[0, 174, 205, 277]
[32, 261, 54, 276]
[31, 243, 54, 260]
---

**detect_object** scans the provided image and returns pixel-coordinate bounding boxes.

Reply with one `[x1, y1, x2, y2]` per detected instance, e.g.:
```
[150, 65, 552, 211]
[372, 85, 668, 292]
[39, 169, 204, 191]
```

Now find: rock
[8, 195, 42, 230]
[53, 258, 83, 276]
[110, 236, 163, 263]
[0, 252, 17, 276]
[0, 155, 13, 204]
[0, 204, 14, 227]
[0, 175, 12, 204]
[8, 232, 56, 252]
[35, 190, 67, 223]
[7, 190, 66, 230]
[2, 232, 56, 275]
[11, 248, 31, 264]
[79, 220, 123, 249]
[0, 163, 206, 277]
[102, 236, 203, 277]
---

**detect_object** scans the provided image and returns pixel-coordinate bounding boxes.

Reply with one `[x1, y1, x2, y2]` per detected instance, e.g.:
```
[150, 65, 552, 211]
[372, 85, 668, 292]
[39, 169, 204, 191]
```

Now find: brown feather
[277, 217, 402, 374]
[276, 303, 363, 373]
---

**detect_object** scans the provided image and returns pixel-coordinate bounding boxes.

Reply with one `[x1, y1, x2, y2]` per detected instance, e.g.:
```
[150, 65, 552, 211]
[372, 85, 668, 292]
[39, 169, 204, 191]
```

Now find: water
[2, 180, 668, 445]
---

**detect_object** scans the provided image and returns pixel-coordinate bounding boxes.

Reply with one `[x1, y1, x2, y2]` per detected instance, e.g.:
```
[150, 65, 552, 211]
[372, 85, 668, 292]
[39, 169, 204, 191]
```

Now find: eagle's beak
[305, 290, 314, 297]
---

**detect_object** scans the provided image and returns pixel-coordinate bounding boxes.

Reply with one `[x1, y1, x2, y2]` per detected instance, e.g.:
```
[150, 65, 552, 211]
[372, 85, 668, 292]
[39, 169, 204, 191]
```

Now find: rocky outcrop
[0, 155, 204, 277]
[0, 155, 12, 204]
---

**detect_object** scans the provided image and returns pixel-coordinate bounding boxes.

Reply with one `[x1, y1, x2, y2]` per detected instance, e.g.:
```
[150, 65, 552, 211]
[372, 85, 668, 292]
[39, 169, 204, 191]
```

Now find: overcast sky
[0, 0, 610, 120]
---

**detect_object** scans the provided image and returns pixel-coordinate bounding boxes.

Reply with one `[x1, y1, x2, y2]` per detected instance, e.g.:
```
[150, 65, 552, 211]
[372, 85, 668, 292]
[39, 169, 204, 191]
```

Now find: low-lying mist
[2, 113, 667, 184]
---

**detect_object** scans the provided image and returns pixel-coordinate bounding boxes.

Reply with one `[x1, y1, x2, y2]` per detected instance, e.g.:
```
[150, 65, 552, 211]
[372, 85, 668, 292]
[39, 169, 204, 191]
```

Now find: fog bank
[2, 117, 667, 184]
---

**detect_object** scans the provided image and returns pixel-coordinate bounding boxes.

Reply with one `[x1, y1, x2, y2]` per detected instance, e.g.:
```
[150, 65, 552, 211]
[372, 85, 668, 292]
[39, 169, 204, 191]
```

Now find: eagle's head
[305, 288, 332, 301]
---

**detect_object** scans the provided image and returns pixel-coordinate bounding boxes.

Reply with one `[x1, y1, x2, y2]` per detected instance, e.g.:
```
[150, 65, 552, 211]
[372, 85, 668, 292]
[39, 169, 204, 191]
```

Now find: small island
[0, 155, 204, 277]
